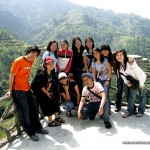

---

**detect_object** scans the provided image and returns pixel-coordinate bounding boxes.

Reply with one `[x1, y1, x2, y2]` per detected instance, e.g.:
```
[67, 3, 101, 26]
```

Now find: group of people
[7, 36, 147, 141]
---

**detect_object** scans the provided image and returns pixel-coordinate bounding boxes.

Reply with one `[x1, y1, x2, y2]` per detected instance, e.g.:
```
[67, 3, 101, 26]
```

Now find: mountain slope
[0, 0, 150, 58]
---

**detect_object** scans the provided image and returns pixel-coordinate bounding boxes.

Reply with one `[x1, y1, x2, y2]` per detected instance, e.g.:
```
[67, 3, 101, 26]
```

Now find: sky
[70, 0, 150, 19]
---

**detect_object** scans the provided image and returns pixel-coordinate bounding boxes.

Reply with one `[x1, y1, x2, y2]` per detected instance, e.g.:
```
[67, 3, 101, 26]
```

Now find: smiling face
[45, 61, 54, 71]
[101, 50, 109, 57]
[82, 76, 93, 88]
[26, 51, 39, 61]
[59, 76, 67, 85]
[85, 39, 93, 50]
[93, 50, 100, 60]
[50, 42, 58, 52]
[60, 41, 68, 50]
[116, 51, 124, 63]
[75, 39, 81, 49]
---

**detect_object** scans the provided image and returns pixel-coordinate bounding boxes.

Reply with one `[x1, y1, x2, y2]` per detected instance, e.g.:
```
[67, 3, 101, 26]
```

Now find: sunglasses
[60, 77, 67, 80]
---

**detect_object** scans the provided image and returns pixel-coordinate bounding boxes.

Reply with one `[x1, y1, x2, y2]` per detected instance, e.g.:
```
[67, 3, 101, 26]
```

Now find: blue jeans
[64, 101, 75, 111]
[124, 85, 146, 114]
[12, 90, 42, 136]
[81, 101, 110, 122]
[98, 79, 111, 113]
[115, 77, 123, 109]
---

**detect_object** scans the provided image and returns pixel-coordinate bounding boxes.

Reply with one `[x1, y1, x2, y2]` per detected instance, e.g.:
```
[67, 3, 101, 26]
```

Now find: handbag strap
[87, 54, 93, 70]
[119, 72, 126, 77]
[87, 88, 101, 100]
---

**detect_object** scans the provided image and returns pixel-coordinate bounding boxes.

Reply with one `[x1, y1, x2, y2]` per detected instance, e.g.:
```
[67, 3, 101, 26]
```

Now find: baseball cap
[45, 56, 54, 63]
[58, 72, 67, 80]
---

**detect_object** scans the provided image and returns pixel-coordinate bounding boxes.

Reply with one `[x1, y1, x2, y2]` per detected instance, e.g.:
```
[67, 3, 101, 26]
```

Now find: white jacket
[119, 60, 147, 87]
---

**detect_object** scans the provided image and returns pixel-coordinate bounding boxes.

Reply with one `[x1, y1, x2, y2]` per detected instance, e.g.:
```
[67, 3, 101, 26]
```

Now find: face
[93, 51, 100, 60]
[59, 76, 67, 85]
[75, 39, 81, 49]
[27, 51, 39, 61]
[82, 77, 93, 87]
[116, 52, 124, 63]
[50, 42, 57, 52]
[101, 50, 109, 57]
[45, 61, 54, 71]
[60, 42, 68, 50]
[86, 39, 93, 49]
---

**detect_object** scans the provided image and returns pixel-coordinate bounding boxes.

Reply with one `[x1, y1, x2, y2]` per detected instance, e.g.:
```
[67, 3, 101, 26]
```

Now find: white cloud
[70, 0, 150, 19]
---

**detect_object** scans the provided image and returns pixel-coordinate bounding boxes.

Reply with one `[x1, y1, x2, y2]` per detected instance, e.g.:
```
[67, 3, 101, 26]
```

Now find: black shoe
[37, 128, 49, 134]
[114, 108, 120, 112]
[29, 134, 39, 141]
[104, 121, 112, 129]
[89, 116, 95, 120]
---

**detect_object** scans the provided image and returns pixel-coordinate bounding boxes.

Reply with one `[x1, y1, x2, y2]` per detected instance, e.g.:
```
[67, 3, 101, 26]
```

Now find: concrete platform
[2, 106, 150, 150]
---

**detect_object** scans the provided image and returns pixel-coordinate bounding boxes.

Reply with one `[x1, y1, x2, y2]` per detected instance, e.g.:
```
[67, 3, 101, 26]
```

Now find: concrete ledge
[2, 106, 150, 150]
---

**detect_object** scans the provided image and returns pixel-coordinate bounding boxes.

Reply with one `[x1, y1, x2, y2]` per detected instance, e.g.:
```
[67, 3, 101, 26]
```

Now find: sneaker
[37, 128, 49, 134]
[136, 112, 143, 117]
[29, 134, 39, 141]
[104, 121, 112, 129]
[122, 112, 131, 118]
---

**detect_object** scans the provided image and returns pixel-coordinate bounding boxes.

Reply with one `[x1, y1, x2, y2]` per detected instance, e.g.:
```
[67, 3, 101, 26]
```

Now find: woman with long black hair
[70, 36, 85, 94]
[31, 56, 65, 126]
[115, 49, 147, 118]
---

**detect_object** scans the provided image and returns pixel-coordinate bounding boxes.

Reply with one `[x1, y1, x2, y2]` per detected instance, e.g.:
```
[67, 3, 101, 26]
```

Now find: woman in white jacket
[115, 49, 147, 118]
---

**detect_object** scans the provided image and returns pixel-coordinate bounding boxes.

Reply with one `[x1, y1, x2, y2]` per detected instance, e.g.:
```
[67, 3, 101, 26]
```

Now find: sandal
[66, 111, 72, 117]
[55, 117, 65, 123]
[48, 120, 61, 127]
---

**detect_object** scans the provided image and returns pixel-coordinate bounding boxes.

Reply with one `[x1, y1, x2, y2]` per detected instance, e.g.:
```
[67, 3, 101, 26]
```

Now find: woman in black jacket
[70, 36, 85, 94]
[31, 56, 65, 127]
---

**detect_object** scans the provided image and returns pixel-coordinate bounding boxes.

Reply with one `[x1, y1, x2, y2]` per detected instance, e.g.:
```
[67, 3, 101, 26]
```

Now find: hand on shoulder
[128, 57, 134, 65]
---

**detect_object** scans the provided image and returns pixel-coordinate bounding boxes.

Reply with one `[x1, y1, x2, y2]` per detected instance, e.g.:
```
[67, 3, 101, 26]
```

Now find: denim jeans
[12, 90, 42, 136]
[115, 77, 123, 109]
[138, 88, 146, 113]
[81, 101, 110, 122]
[98, 79, 111, 113]
[124, 85, 146, 114]
[64, 101, 75, 111]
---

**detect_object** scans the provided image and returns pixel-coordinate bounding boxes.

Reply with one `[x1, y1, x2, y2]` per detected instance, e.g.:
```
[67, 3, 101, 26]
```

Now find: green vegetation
[0, 32, 28, 95]
[0, 116, 15, 140]
[0, 0, 150, 98]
